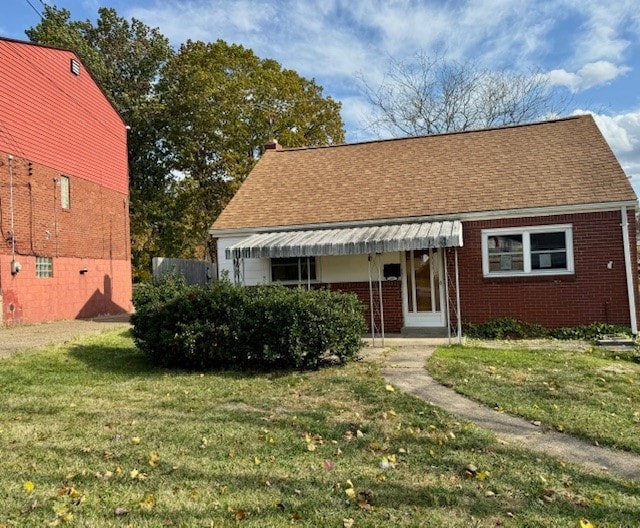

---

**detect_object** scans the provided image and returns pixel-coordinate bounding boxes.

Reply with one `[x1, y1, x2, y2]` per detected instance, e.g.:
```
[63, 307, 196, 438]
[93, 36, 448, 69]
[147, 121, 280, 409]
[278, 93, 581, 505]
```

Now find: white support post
[455, 246, 462, 344]
[368, 254, 376, 346]
[377, 254, 385, 347]
[620, 206, 638, 335]
[444, 247, 451, 344]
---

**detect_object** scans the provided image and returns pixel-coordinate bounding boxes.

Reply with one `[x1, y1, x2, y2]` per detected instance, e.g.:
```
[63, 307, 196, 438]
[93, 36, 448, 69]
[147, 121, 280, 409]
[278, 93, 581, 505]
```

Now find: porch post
[377, 253, 385, 347]
[368, 254, 376, 346]
[455, 246, 462, 344]
[444, 247, 451, 344]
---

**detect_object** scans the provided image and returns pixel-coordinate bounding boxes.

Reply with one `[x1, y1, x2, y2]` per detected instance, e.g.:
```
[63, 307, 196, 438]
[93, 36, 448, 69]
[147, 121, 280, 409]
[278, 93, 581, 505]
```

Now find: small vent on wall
[70, 58, 81, 76]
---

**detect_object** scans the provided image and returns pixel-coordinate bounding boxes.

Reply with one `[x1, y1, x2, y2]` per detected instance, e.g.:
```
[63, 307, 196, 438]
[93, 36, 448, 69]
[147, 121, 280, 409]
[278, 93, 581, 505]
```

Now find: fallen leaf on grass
[234, 509, 248, 520]
[140, 495, 156, 510]
[130, 469, 147, 480]
[148, 451, 160, 468]
[343, 518, 354, 527]
[131, 436, 141, 445]
[579, 520, 594, 528]
[385, 384, 394, 392]
[114, 507, 129, 516]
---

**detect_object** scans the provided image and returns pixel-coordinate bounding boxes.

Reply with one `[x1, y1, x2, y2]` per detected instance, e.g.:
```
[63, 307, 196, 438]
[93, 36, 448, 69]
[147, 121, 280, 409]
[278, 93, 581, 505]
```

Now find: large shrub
[131, 281, 366, 371]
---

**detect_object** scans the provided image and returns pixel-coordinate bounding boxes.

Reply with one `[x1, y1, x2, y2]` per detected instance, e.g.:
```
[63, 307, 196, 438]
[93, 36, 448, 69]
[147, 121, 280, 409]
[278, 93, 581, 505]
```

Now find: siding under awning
[225, 220, 463, 259]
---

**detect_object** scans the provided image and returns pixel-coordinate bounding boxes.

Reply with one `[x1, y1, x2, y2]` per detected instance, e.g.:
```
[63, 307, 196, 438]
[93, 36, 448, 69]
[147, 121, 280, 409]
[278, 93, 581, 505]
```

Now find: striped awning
[225, 220, 462, 259]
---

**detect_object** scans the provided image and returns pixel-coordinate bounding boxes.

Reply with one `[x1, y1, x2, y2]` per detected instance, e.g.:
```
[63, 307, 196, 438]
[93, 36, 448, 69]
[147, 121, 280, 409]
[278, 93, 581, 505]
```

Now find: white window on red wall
[481, 225, 573, 277]
[60, 176, 70, 209]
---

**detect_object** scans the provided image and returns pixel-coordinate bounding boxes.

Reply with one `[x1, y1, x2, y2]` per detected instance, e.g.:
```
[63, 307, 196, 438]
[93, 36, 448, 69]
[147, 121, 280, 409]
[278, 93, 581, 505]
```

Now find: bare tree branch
[358, 52, 568, 137]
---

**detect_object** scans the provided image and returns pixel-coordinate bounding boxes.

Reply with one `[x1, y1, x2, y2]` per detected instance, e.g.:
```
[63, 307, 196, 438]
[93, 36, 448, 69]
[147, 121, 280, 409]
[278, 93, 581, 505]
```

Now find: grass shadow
[66, 329, 311, 382]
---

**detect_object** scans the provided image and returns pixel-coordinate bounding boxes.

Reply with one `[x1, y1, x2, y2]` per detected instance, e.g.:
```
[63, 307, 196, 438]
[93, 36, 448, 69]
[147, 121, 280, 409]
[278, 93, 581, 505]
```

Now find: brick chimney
[264, 139, 282, 151]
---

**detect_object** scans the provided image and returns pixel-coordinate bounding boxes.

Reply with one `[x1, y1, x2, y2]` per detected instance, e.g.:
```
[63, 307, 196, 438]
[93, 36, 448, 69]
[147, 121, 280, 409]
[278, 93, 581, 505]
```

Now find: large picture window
[271, 257, 317, 283]
[482, 225, 573, 277]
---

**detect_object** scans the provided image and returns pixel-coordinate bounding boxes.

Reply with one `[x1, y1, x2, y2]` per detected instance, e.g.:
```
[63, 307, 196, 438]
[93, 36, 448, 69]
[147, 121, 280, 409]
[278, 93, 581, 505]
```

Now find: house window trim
[270, 256, 320, 285]
[35, 256, 54, 278]
[481, 224, 574, 278]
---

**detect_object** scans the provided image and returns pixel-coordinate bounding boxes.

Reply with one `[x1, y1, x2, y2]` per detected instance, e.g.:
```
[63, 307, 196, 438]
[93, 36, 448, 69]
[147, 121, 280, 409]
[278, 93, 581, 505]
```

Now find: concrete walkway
[0, 315, 131, 359]
[379, 346, 640, 481]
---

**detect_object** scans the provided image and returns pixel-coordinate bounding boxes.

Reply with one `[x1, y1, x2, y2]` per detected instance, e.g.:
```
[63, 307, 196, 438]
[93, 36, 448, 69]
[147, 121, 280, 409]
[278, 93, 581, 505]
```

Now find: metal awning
[225, 220, 462, 259]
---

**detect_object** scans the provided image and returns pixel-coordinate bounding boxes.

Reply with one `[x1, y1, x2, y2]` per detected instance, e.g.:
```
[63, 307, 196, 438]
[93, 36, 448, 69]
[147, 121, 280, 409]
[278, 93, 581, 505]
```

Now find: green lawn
[429, 344, 640, 454]
[0, 330, 639, 527]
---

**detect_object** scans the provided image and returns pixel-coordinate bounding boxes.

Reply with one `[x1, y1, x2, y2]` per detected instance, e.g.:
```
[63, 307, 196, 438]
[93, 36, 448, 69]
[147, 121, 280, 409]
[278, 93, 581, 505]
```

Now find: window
[36, 256, 53, 278]
[482, 225, 573, 277]
[60, 176, 70, 209]
[271, 257, 317, 283]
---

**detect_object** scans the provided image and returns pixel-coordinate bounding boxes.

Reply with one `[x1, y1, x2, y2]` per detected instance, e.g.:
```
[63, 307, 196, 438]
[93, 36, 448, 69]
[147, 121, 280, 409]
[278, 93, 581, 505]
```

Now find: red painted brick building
[0, 38, 132, 325]
[211, 116, 638, 337]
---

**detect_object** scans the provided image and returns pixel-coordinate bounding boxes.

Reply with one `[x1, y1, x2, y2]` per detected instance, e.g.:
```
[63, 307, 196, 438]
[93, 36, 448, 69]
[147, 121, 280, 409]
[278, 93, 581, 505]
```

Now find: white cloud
[575, 109, 640, 194]
[564, 0, 639, 65]
[547, 61, 631, 92]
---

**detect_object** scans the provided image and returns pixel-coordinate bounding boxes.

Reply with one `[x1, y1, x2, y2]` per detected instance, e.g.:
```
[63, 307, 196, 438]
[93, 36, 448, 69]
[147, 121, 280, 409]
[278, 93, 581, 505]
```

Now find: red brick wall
[0, 40, 128, 194]
[0, 152, 132, 324]
[0, 254, 132, 324]
[326, 280, 403, 333]
[450, 210, 638, 328]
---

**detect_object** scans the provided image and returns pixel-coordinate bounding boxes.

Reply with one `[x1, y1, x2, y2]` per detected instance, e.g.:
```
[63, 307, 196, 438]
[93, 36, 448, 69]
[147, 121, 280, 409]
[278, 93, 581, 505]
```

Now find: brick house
[0, 38, 132, 324]
[210, 115, 638, 337]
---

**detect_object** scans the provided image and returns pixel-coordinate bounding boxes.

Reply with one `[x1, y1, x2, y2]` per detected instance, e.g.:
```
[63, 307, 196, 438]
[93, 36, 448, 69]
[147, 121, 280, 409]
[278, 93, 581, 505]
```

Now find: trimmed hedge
[131, 278, 366, 371]
[463, 317, 632, 341]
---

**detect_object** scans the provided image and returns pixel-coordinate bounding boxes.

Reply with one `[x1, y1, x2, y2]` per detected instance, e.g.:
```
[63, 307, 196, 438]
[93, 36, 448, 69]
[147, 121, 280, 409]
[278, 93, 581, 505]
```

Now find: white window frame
[60, 176, 70, 210]
[481, 224, 574, 277]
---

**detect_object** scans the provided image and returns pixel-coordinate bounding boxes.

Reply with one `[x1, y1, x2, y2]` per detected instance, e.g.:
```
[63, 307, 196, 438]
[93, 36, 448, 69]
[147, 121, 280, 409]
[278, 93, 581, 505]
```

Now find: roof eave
[209, 199, 638, 238]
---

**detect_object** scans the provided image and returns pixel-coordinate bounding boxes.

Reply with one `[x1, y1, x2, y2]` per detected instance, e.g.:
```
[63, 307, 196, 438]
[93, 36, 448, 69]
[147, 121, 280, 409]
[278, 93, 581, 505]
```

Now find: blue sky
[3, 0, 640, 195]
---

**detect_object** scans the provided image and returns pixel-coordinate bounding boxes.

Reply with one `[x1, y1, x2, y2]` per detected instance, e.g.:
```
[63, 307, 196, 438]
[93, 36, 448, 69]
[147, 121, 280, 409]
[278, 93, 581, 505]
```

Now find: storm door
[402, 249, 446, 327]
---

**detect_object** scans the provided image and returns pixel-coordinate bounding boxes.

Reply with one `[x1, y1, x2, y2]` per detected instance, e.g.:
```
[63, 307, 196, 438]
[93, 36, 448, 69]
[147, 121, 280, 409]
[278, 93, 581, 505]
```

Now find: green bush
[132, 272, 191, 313]
[131, 281, 366, 371]
[464, 317, 632, 341]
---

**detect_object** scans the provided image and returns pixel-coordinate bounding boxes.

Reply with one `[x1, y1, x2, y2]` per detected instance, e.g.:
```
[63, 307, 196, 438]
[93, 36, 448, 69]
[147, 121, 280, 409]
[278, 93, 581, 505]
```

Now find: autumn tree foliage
[27, 7, 345, 279]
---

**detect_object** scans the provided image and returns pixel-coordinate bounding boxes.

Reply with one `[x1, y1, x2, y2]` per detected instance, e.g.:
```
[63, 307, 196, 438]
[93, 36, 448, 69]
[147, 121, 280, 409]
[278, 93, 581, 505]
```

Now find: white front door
[402, 249, 446, 327]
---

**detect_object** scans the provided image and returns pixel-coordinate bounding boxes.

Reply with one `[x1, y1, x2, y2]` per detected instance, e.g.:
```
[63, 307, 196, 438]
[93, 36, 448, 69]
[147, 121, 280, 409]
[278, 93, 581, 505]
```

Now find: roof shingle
[211, 115, 636, 232]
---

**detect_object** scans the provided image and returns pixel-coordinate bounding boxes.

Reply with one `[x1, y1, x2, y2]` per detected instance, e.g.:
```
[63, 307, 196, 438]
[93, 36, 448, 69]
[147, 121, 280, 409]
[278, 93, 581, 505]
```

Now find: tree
[359, 52, 566, 137]
[28, 7, 175, 280]
[158, 40, 345, 259]
[27, 10, 345, 275]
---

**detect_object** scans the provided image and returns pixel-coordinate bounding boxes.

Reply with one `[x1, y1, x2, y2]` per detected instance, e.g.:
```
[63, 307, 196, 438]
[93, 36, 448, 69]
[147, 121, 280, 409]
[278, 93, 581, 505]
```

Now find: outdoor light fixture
[80, 267, 88, 274]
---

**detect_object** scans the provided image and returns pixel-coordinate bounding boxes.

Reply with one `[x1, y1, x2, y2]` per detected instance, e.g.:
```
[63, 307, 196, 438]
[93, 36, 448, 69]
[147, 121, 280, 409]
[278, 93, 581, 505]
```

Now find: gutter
[210, 200, 638, 238]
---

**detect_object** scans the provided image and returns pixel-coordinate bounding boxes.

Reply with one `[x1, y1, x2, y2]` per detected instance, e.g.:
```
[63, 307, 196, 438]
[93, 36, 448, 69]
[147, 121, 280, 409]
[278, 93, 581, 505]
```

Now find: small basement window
[271, 257, 317, 283]
[482, 225, 573, 277]
[36, 256, 53, 278]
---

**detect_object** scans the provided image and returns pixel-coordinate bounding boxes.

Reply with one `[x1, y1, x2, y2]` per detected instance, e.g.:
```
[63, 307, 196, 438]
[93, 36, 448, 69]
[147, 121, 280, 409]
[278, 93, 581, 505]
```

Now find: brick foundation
[326, 280, 403, 333]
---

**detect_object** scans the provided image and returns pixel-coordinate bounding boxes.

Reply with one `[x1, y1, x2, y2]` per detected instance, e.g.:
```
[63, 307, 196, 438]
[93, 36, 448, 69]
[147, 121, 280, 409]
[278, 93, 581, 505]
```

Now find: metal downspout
[620, 206, 638, 335]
